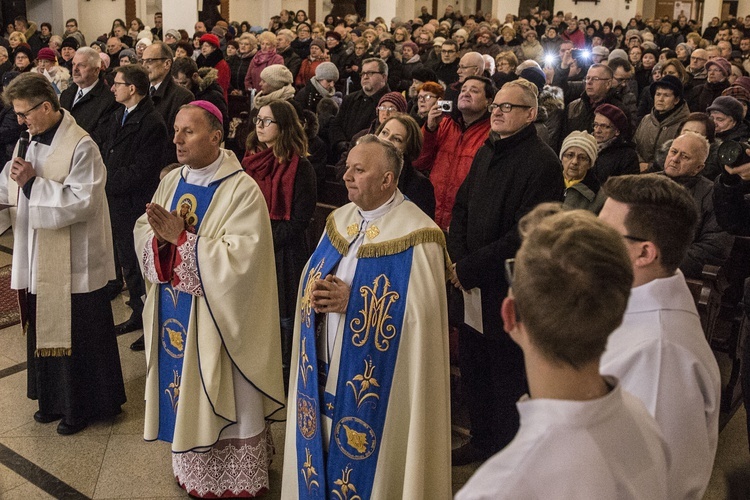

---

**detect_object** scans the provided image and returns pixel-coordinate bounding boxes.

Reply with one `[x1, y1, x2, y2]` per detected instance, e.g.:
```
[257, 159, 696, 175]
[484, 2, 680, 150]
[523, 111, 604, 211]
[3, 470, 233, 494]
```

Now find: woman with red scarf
[244, 31, 284, 92]
[242, 100, 316, 390]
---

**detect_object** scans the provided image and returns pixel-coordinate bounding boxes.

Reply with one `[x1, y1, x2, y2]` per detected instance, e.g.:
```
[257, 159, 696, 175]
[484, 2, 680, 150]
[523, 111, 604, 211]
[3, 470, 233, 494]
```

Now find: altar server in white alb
[457, 207, 669, 499]
[1, 72, 126, 436]
[282, 135, 452, 499]
[134, 101, 285, 498]
[599, 174, 722, 500]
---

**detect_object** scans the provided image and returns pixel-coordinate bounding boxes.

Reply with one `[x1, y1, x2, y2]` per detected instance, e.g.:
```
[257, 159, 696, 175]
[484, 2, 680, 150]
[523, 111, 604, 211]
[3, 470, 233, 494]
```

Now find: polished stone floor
[0, 225, 748, 498]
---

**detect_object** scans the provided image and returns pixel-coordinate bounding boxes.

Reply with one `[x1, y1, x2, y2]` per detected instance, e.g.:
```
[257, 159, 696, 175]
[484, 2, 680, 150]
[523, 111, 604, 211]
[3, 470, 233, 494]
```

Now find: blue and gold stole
[157, 178, 220, 443]
[295, 231, 413, 499]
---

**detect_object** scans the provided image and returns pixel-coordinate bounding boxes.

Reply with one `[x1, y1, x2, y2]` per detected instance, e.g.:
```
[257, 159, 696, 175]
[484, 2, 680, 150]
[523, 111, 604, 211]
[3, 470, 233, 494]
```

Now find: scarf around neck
[242, 147, 299, 220]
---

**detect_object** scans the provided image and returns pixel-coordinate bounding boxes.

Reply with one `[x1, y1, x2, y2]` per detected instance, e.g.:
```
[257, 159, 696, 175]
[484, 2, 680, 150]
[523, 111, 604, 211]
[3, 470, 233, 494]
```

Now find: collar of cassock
[32, 113, 64, 145]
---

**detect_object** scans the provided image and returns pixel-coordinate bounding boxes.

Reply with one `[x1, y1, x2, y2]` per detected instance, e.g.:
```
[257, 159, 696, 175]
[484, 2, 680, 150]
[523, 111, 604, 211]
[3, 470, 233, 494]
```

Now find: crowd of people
[1, 4, 749, 499]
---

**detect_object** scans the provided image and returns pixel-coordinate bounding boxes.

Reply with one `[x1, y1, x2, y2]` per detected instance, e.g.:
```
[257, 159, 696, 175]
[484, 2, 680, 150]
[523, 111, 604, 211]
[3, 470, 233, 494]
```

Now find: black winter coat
[150, 73, 195, 164]
[227, 53, 253, 92]
[327, 85, 390, 147]
[102, 97, 169, 228]
[0, 104, 23, 168]
[713, 172, 750, 235]
[448, 125, 564, 335]
[60, 78, 120, 148]
[593, 136, 640, 183]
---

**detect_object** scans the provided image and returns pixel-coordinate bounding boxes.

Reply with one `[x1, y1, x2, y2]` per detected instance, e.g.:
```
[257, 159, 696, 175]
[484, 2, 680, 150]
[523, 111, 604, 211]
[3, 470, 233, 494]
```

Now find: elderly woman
[410, 81, 445, 127]
[592, 103, 640, 183]
[375, 113, 435, 218]
[242, 99, 316, 388]
[244, 31, 284, 93]
[493, 51, 519, 87]
[253, 64, 295, 108]
[196, 33, 230, 98]
[521, 29, 544, 64]
[8, 31, 26, 50]
[228, 34, 257, 95]
[693, 57, 731, 112]
[634, 75, 690, 170]
[31, 47, 70, 96]
[295, 38, 327, 88]
[560, 131, 606, 213]
[12, 44, 33, 73]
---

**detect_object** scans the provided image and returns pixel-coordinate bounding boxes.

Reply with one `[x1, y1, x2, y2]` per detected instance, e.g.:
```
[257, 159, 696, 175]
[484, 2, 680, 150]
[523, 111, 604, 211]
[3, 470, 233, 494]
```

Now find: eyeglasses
[504, 258, 515, 286]
[417, 94, 437, 102]
[253, 116, 277, 128]
[66, 24, 77, 28]
[377, 106, 397, 112]
[111, 81, 131, 87]
[585, 76, 611, 83]
[623, 234, 649, 243]
[593, 122, 612, 130]
[360, 71, 383, 78]
[15, 100, 45, 120]
[141, 57, 168, 65]
[458, 64, 477, 70]
[488, 103, 532, 113]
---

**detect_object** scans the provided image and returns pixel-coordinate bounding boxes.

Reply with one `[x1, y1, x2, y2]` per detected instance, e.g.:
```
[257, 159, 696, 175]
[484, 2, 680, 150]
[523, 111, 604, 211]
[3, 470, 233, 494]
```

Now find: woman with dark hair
[174, 40, 194, 59]
[376, 114, 435, 218]
[110, 19, 126, 37]
[39, 23, 52, 46]
[12, 44, 33, 73]
[242, 100, 316, 389]
[128, 18, 145, 39]
[294, 10, 309, 26]
[240, 21, 251, 34]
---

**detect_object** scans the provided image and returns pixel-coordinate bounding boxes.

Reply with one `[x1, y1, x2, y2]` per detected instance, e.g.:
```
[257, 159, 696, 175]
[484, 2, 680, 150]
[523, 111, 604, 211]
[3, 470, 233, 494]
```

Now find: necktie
[73, 88, 83, 106]
[150, 86, 156, 97]
[121, 109, 129, 126]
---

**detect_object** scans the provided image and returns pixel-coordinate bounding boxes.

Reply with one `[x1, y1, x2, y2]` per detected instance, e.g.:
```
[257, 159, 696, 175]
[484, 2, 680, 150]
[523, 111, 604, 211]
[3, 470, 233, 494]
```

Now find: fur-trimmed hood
[197, 67, 219, 93]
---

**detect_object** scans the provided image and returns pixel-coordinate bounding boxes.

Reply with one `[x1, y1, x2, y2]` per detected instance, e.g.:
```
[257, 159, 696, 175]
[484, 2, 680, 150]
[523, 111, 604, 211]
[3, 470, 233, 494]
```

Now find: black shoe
[115, 319, 142, 336]
[34, 411, 63, 424]
[57, 419, 87, 435]
[130, 335, 145, 351]
[451, 442, 494, 466]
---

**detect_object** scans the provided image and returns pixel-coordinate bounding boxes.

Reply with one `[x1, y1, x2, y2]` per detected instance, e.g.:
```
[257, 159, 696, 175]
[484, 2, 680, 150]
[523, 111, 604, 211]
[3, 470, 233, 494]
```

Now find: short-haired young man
[457, 208, 669, 499]
[599, 174, 722, 499]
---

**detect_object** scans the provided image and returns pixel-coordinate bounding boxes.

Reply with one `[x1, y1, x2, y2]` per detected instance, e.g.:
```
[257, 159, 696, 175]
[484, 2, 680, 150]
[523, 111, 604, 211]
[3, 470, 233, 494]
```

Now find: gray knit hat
[260, 64, 293, 89]
[315, 61, 339, 81]
[560, 130, 598, 164]
[165, 29, 181, 41]
[608, 48, 628, 61]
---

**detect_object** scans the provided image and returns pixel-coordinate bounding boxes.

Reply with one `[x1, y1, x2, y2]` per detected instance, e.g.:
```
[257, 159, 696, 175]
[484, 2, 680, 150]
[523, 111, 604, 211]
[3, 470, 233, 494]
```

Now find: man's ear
[633, 240, 660, 268]
[501, 295, 525, 350]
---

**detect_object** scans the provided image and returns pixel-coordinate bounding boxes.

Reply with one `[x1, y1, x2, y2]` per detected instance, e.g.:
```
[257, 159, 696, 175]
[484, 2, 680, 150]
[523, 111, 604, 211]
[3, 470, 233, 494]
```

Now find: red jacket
[214, 59, 230, 100]
[414, 115, 490, 230]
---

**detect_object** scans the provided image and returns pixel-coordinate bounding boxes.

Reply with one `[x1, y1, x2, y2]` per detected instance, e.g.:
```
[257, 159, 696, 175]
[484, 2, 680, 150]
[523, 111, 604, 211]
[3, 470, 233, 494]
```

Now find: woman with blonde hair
[242, 100, 316, 389]
[244, 31, 284, 92]
[8, 31, 26, 50]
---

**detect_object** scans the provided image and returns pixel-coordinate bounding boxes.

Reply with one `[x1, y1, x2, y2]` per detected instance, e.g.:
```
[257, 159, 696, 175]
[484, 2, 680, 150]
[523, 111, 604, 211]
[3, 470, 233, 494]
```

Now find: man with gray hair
[283, 134, 452, 498]
[328, 58, 391, 156]
[276, 29, 301, 79]
[449, 79, 564, 465]
[1, 73, 126, 435]
[60, 47, 119, 147]
[443, 51, 485, 104]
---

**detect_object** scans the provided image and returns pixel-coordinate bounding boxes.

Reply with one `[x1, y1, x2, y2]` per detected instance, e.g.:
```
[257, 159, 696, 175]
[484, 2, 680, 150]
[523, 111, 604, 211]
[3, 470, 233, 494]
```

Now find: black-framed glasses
[505, 258, 515, 286]
[623, 234, 649, 243]
[593, 122, 612, 130]
[441, 50, 457, 55]
[141, 57, 168, 65]
[360, 71, 383, 78]
[253, 116, 277, 128]
[488, 103, 532, 113]
[15, 101, 45, 120]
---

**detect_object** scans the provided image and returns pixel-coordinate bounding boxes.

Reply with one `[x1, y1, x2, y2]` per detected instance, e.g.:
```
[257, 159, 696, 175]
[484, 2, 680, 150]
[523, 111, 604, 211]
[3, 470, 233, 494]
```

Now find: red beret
[595, 103, 629, 136]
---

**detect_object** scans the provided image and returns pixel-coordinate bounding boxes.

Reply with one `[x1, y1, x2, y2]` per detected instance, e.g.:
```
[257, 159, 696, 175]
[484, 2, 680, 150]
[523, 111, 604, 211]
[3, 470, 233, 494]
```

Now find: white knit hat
[560, 130, 598, 164]
[260, 64, 293, 89]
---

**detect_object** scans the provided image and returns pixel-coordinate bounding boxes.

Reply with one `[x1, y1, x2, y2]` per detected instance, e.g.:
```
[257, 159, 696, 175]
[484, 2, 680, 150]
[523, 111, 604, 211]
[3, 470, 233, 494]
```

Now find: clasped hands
[146, 203, 185, 245]
[311, 275, 350, 314]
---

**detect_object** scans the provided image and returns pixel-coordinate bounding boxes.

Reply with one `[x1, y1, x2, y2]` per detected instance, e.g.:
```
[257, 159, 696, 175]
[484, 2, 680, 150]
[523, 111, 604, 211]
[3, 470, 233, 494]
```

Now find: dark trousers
[458, 324, 527, 453]
[112, 213, 145, 320]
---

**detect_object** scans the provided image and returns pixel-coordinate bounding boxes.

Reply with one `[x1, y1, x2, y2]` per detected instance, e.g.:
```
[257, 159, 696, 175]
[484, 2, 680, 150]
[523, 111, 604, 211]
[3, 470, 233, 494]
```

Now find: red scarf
[242, 147, 299, 220]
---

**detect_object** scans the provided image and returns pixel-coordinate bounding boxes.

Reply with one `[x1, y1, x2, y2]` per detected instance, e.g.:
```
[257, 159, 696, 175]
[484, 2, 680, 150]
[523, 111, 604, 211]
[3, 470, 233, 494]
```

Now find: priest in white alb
[134, 101, 285, 498]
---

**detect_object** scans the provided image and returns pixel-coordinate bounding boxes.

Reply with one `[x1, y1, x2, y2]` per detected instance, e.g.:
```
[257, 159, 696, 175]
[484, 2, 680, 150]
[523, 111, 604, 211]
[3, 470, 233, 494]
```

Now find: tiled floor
[0, 225, 748, 499]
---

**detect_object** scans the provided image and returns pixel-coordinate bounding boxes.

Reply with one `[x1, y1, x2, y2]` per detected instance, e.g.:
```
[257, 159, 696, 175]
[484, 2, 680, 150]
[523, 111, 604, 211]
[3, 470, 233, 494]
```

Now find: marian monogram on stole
[349, 274, 400, 352]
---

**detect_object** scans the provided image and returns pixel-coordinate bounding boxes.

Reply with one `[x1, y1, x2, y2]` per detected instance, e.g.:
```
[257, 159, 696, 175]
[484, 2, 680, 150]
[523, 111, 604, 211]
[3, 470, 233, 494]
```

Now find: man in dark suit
[143, 42, 194, 165]
[103, 64, 169, 338]
[60, 47, 119, 148]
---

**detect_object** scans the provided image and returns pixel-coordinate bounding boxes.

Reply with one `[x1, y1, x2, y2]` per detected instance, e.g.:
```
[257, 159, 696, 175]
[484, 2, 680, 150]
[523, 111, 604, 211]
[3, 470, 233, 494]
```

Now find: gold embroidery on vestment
[346, 357, 380, 409]
[332, 465, 362, 500]
[300, 447, 320, 493]
[350, 274, 400, 352]
[165, 369, 180, 412]
[301, 259, 324, 328]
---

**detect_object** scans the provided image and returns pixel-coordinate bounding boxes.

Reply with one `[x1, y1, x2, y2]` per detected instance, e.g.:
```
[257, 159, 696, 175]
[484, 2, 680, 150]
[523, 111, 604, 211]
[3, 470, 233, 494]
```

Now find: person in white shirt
[599, 173, 722, 500]
[457, 207, 670, 500]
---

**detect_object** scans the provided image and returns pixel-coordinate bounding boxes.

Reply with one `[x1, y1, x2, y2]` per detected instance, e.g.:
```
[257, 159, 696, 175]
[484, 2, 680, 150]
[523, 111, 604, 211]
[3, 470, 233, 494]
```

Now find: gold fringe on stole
[357, 227, 447, 258]
[35, 347, 72, 357]
[325, 214, 350, 255]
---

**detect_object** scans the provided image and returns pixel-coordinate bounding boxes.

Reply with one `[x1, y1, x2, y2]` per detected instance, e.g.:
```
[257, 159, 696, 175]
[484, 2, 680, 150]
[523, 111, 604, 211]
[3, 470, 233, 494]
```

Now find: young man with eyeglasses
[431, 38, 460, 86]
[1, 72, 126, 436]
[598, 174, 721, 500]
[102, 64, 169, 338]
[448, 80, 564, 465]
